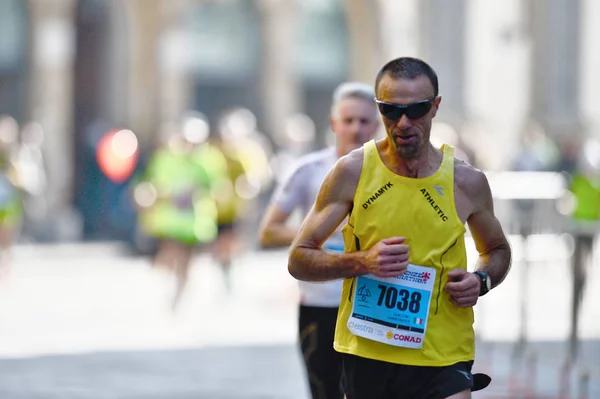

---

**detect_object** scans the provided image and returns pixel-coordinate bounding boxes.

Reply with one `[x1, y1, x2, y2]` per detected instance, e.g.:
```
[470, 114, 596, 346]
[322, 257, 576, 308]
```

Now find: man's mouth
[395, 134, 417, 145]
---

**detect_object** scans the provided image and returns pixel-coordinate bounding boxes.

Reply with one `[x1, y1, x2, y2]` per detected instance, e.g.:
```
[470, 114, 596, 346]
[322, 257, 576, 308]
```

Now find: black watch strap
[473, 271, 491, 296]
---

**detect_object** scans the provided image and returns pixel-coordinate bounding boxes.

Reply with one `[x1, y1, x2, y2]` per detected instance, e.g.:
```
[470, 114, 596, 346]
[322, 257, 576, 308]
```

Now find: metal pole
[559, 359, 572, 399]
[511, 213, 532, 396]
[513, 231, 530, 366]
[569, 232, 591, 363]
[524, 351, 537, 399]
[578, 371, 589, 399]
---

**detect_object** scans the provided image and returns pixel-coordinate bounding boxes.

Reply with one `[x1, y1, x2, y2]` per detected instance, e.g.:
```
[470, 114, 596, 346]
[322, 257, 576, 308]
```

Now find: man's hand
[445, 269, 481, 307]
[364, 237, 409, 278]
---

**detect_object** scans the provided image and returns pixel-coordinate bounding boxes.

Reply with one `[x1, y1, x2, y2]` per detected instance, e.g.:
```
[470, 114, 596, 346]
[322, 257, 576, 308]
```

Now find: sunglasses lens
[378, 103, 404, 120]
[377, 100, 433, 120]
[405, 102, 432, 119]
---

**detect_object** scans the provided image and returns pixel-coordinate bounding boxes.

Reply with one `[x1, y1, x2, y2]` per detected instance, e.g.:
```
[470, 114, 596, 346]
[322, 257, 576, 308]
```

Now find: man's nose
[350, 120, 362, 133]
[396, 114, 412, 129]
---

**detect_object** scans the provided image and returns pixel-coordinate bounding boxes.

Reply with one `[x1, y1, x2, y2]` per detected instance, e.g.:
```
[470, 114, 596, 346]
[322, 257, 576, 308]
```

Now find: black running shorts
[341, 353, 474, 399]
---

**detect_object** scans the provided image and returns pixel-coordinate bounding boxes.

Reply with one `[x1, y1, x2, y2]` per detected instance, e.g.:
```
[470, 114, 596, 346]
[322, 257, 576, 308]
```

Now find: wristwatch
[473, 271, 492, 296]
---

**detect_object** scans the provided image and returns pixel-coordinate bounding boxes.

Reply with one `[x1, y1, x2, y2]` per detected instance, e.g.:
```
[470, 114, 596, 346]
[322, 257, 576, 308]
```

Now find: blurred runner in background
[134, 113, 219, 310]
[258, 82, 381, 399]
[0, 116, 23, 279]
[211, 108, 273, 290]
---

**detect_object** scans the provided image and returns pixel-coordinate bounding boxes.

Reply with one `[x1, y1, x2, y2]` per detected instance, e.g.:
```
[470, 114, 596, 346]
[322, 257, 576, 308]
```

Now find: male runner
[288, 57, 512, 399]
[258, 82, 380, 399]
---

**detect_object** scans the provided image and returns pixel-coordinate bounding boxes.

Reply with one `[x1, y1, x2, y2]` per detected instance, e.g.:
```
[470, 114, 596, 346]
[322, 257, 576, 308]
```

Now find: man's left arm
[467, 171, 512, 287]
[446, 169, 512, 307]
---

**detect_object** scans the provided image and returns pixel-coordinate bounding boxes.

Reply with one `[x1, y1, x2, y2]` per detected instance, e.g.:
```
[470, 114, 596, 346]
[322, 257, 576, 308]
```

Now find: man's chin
[393, 142, 419, 159]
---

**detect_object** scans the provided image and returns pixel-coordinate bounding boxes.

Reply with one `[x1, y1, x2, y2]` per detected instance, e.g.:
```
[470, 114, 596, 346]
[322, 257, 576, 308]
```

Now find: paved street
[0, 236, 598, 398]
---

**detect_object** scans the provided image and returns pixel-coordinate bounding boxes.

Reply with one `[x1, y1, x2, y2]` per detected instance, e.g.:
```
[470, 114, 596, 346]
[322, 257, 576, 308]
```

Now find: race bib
[347, 264, 436, 349]
[323, 239, 344, 252]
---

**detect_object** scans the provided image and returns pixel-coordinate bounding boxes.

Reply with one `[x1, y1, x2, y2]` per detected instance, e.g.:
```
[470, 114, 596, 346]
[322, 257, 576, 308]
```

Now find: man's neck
[386, 143, 442, 178]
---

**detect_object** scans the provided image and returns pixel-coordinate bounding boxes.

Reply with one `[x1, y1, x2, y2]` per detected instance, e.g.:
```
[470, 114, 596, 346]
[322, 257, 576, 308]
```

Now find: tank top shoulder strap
[439, 144, 455, 178]
[363, 139, 377, 161]
[441, 144, 454, 167]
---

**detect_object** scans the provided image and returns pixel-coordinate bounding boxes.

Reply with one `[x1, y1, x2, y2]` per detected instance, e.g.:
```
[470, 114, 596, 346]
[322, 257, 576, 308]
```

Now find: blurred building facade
[0, 0, 598, 241]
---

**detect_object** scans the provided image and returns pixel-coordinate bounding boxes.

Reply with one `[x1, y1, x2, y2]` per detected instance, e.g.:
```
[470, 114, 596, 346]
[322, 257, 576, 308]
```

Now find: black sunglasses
[374, 98, 435, 120]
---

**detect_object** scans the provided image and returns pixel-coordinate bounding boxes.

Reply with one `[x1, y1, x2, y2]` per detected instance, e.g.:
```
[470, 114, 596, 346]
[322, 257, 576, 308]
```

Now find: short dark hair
[375, 57, 439, 97]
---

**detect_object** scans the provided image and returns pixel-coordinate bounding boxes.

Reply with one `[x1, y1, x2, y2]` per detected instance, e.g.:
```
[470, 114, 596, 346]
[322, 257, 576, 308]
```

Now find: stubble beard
[394, 141, 420, 160]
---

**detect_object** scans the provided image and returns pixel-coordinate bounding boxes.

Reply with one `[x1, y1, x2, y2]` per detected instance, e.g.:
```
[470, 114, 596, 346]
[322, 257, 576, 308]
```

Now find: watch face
[475, 271, 490, 295]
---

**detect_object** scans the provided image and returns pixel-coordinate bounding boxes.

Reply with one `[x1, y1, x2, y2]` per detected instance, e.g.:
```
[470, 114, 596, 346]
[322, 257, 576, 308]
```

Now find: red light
[96, 129, 139, 183]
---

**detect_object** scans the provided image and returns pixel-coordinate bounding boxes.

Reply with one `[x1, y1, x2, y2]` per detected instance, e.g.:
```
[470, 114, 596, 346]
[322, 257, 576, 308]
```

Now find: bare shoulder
[336, 147, 364, 181]
[454, 158, 492, 203]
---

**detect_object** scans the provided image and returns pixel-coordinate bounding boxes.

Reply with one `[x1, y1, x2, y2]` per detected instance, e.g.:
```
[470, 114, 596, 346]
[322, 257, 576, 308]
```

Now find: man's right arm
[258, 161, 308, 248]
[258, 205, 297, 248]
[288, 151, 410, 282]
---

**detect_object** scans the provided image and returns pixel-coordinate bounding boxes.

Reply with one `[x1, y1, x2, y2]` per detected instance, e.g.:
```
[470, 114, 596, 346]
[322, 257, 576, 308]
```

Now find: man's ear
[431, 96, 442, 117]
[329, 116, 337, 135]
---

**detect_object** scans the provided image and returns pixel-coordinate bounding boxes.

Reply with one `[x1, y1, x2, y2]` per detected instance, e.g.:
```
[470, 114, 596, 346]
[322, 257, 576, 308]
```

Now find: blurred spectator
[570, 144, 600, 221]
[509, 121, 561, 236]
[566, 137, 600, 358]
[555, 138, 580, 176]
[511, 120, 560, 172]
[14, 121, 48, 242]
[0, 116, 23, 275]
[134, 113, 219, 310]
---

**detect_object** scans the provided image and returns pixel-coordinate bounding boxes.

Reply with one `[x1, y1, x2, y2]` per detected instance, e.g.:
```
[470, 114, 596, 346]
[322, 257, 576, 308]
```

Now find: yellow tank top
[334, 139, 474, 366]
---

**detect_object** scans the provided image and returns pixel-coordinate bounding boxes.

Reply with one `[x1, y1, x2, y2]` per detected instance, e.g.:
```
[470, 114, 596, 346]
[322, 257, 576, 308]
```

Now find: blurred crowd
[0, 116, 48, 271]
[0, 107, 599, 306]
[129, 109, 276, 308]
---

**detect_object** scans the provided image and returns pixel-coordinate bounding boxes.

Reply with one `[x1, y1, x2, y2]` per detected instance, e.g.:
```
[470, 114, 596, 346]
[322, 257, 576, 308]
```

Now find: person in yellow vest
[210, 108, 273, 290]
[288, 57, 512, 399]
[209, 134, 249, 290]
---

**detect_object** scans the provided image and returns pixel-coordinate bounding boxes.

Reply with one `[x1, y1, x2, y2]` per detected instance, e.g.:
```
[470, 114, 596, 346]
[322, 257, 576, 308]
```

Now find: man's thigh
[341, 354, 393, 398]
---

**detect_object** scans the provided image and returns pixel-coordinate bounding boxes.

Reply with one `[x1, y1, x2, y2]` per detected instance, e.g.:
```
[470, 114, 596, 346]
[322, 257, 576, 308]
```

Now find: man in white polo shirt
[258, 82, 380, 399]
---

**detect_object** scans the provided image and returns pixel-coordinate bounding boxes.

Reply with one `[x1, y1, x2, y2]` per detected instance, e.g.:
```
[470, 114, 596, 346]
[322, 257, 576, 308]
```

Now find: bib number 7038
[377, 284, 421, 313]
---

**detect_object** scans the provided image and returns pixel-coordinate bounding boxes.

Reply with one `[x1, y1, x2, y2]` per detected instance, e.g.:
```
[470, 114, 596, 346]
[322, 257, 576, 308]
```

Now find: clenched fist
[363, 236, 410, 278]
[445, 268, 481, 307]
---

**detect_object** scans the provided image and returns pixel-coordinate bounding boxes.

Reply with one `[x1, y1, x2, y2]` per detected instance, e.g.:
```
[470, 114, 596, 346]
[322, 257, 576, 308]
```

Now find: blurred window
[295, 0, 349, 82]
[0, 0, 26, 72]
[78, 0, 106, 21]
[0, 0, 27, 120]
[187, 0, 260, 80]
